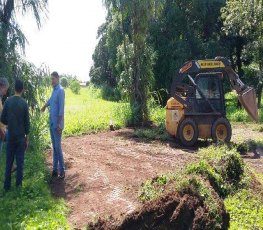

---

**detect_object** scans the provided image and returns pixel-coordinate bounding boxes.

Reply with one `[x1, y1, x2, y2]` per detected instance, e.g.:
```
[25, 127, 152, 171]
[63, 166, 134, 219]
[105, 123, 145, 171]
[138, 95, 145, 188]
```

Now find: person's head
[51, 71, 60, 87]
[15, 79, 24, 95]
[0, 78, 9, 96]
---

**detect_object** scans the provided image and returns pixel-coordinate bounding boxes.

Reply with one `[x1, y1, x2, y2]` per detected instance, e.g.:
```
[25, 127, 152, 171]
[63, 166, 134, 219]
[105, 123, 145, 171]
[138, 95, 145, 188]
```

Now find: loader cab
[194, 72, 225, 115]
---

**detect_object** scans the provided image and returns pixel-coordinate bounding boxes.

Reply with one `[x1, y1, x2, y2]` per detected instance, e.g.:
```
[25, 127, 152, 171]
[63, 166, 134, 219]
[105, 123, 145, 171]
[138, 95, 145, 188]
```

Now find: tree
[222, 0, 263, 107]
[61, 77, 69, 88]
[103, 0, 156, 124]
[0, 0, 48, 80]
[70, 80, 81, 95]
[150, 0, 226, 103]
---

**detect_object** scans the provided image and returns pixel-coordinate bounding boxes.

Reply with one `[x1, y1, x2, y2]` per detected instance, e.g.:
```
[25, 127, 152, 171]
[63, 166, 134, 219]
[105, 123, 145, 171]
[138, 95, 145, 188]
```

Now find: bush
[60, 77, 68, 88]
[198, 146, 246, 187]
[101, 84, 121, 101]
[69, 80, 81, 94]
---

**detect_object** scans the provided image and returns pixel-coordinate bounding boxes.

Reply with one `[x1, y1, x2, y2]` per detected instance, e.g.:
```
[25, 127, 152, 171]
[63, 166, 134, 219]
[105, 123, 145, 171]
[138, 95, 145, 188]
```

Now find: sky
[20, 0, 106, 81]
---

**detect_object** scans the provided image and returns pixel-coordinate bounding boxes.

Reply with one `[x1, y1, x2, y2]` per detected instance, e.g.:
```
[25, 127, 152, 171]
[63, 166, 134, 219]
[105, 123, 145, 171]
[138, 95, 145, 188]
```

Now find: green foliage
[188, 146, 247, 198]
[139, 145, 257, 229]
[101, 84, 121, 101]
[226, 92, 263, 122]
[134, 124, 171, 142]
[139, 175, 170, 202]
[63, 87, 129, 136]
[187, 160, 230, 198]
[0, 109, 68, 229]
[69, 80, 81, 95]
[199, 146, 246, 183]
[0, 150, 69, 229]
[225, 189, 263, 230]
[29, 111, 49, 151]
[176, 176, 224, 228]
[60, 77, 69, 88]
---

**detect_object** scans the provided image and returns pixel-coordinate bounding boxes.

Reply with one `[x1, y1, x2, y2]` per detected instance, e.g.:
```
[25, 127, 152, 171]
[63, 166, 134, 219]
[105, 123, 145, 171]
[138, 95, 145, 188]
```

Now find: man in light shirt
[41, 72, 65, 179]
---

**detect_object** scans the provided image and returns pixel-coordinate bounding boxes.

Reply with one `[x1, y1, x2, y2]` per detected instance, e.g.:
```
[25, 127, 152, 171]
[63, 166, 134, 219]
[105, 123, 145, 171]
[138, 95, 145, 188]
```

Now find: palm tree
[103, 0, 156, 124]
[0, 0, 48, 78]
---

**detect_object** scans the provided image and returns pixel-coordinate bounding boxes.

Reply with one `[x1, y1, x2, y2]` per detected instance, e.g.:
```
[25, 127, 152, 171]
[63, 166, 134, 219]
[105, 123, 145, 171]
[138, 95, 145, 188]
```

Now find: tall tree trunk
[131, 7, 143, 124]
[258, 61, 263, 108]
[0, 0, 14, 74]
[130, 0, 150, 125]
[236, 38, 244, 108]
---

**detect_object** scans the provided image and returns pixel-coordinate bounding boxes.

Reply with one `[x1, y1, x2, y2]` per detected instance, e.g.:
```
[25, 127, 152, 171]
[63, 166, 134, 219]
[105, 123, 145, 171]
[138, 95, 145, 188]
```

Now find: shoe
[59, 172, 65, 179]
[52, 171, 58, 178]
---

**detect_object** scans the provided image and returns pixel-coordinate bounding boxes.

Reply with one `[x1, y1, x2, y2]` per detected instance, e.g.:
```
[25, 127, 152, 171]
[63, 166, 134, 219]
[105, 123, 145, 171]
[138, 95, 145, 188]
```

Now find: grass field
[0, 87, 262, 229]
[63, 87, 131, 137]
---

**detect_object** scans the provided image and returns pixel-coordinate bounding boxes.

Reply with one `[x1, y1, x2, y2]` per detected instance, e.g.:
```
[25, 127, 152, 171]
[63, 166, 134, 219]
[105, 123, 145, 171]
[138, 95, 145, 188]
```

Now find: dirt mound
[89, 192, 229, 230]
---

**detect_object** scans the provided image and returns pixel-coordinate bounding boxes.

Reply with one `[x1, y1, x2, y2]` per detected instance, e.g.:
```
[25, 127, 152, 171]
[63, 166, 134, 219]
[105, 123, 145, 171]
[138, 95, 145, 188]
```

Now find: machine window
[196, 77, 220, 99]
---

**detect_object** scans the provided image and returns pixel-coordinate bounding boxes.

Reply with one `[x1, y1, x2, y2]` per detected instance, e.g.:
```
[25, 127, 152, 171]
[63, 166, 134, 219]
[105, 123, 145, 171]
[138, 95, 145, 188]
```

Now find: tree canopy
[90, 0, 263, 120]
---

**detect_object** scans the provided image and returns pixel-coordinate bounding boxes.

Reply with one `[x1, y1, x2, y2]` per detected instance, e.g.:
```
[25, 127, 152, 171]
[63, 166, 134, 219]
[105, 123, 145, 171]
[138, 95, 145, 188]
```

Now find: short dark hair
[51, 71, 59, 78]
[15, 79, 24, 93]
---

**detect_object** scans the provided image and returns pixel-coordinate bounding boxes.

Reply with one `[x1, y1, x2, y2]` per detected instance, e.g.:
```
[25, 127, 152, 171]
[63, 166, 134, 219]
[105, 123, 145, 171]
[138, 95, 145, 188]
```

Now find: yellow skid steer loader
[166, 57, 259, 146]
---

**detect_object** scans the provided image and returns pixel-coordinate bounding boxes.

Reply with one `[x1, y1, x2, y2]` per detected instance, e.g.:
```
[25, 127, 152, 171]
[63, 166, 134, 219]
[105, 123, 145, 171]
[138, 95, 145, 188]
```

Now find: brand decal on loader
[197, 60, 225, 69]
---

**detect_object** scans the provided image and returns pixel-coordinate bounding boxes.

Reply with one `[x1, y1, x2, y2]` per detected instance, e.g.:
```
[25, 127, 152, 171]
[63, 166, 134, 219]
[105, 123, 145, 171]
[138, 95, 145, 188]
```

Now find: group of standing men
[0, 71, 65, 191]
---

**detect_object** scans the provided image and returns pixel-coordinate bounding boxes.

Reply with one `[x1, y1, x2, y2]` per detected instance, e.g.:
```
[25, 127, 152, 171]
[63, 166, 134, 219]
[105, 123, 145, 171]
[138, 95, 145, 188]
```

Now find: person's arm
[0, 101, 7, 139]
[24, 103, 30, 150]
[24, 103, 30, 136]
[57, 89, 65, 132]
[41, 98, 51, 112]
[1, 100, 8, 126]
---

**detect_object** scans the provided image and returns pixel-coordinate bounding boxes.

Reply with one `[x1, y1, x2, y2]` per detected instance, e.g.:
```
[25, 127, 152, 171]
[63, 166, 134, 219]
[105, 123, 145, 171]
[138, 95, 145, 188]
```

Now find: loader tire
[178, 118, 198, 147]
[212, 117, 232, 143]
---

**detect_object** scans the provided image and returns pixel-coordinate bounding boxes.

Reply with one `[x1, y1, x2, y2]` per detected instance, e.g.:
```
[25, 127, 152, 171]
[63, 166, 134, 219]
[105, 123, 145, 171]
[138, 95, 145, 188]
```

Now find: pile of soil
[89, 191, 229, 230]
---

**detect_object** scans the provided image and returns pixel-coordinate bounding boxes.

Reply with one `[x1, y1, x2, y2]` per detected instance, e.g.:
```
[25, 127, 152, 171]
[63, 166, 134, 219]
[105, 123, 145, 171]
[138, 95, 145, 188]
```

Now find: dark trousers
[4, 138, 25, 190]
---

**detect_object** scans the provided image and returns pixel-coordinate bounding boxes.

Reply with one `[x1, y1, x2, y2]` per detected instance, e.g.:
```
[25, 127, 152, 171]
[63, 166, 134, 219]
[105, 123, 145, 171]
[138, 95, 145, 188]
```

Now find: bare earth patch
[47, 126, 263, 229]
[47, 129, 196, 229]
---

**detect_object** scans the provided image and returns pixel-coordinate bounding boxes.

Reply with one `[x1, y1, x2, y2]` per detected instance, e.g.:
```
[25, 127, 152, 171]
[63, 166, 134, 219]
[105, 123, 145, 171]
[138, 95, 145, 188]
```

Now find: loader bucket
[238, 87, 259, 121]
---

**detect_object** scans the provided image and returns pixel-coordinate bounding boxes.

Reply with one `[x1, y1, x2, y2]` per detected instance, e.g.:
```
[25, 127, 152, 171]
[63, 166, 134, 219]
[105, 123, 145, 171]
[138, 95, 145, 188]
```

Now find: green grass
[0, 149, 69, 229]
[63, 87, 131, 137]
[225, 189, 263, 230]
[226, 92, 263, 123]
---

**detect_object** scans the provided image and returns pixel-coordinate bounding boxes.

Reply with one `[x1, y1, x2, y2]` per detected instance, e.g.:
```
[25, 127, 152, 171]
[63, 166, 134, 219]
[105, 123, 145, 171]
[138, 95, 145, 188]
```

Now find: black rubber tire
[211, 117, 232, 143]
[178, 118, 199, 147]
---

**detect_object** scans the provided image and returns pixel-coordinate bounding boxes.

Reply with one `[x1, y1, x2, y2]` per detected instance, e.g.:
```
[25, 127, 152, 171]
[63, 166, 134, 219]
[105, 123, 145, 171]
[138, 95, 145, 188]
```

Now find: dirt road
[48, 126, 263, 229]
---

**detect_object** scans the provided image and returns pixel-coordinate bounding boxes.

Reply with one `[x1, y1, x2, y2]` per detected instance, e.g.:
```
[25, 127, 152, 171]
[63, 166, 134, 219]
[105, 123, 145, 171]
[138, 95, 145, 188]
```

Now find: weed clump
[190, 146, 246, 197]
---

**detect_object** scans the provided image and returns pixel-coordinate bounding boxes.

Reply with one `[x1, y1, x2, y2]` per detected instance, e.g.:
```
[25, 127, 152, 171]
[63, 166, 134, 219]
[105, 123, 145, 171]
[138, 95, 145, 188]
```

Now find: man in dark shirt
[1, 80, 30, 191]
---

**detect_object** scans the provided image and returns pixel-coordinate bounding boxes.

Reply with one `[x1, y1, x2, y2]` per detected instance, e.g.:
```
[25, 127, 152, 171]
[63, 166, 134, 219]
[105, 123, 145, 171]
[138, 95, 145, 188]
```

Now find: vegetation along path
[49, 125, 263, 229]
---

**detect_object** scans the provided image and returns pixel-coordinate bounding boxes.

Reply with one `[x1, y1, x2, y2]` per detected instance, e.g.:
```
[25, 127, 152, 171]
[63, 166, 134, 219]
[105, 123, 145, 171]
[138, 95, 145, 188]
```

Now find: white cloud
[20, 0, 106, 81]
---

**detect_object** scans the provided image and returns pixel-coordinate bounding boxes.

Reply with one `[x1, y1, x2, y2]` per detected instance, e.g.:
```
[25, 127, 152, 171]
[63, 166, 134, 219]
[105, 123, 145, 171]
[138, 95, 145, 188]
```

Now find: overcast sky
[20, 0, 106, 81]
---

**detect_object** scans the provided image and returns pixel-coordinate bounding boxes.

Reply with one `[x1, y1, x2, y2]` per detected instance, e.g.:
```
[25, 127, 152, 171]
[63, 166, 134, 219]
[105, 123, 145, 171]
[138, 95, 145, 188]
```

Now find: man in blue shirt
[41, 72, 65, 179]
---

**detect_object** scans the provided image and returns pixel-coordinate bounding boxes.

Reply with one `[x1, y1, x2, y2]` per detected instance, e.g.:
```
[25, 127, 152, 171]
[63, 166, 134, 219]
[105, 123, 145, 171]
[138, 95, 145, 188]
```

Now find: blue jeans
[50, 127, 65, 173]
[4, 138, 25, 190]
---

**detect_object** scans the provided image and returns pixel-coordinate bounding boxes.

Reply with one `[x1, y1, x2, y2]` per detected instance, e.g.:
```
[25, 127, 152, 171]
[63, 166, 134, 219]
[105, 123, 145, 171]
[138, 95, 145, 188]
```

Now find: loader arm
[224, 66, 259, 121]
